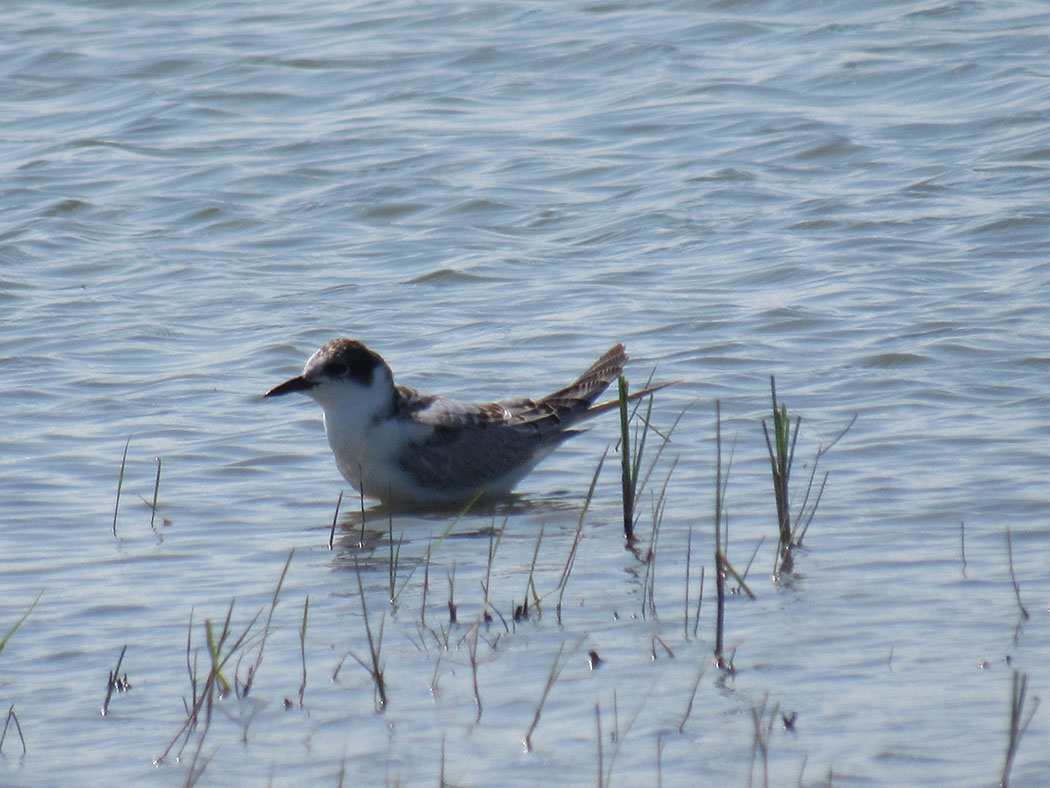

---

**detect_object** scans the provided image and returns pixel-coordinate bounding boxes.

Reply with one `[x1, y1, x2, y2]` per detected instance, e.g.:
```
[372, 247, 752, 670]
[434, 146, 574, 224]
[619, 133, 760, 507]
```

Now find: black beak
[264, 376, 315, 397]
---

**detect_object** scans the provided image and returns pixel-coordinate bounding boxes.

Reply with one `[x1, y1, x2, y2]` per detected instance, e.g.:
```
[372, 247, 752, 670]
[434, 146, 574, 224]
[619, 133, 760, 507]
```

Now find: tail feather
[538, 344, 628, 420]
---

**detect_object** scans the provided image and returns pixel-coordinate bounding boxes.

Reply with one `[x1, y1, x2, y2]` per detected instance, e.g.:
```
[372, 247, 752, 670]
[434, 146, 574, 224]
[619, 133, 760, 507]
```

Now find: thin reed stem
[618, 376, 634, 540]
[469, 628, 482, 723]
[113, 437, 131, 537]
[684, 526, 692, 639]
[693, 565, 704, 638]
[328, 490, 343, 550]
[241, 549, 295, 697]
[150, 457, 162, 530]
[387, 514, 401, 608]
[1001, 669, 1038, 788]
[297, 596, 309, 707]
[520, 523, 545, 619]
[1, 704, 26, 755]
[101, 644, 128, 717]
[555, 449, 606, 623]
[595, 703, 604, 788]
[524, 636, 584, 751]
[344, 557, 387, 710]
[447, 563, 457, 625]
[1, 590, 42, 653]
[156, 599, 262, 765]
[1005, 526, 1028, 620]
[677, 666, 706, 733]
[714, 401, 726, 665]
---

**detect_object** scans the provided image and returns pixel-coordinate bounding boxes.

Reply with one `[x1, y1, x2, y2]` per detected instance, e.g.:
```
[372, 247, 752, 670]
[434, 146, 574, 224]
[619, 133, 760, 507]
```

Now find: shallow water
[3, 0, 1050, 785]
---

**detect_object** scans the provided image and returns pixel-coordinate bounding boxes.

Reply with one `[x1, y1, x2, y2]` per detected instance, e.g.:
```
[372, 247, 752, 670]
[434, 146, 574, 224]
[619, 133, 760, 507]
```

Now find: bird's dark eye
[324, 360, 348, 377]
[312, 339, 379, 386]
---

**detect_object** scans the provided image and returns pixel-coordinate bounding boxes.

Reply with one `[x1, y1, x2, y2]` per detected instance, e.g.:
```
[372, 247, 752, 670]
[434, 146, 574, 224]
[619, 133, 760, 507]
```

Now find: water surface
[2, 1, 1050, 786]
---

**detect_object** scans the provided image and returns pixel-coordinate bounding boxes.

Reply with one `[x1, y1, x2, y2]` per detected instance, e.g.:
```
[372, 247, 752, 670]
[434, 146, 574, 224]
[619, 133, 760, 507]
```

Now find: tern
[265, 338, 659, 507]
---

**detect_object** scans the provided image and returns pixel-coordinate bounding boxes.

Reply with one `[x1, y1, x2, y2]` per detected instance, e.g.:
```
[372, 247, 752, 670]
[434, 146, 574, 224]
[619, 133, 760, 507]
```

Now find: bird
[264, 338, 648, 507]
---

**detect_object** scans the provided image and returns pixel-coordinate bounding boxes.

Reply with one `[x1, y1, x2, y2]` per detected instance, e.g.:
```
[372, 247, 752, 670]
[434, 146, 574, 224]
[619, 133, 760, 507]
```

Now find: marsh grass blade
[761, 378, 796, 573]
[328, 490, 343, 550]
[763, 377, 854, 576]
[714, 401, 727, 665]
[1000, 669, 1038, 788]
[595, 703, 604, 788]
[387, 513, 402, 608]
[1, 590, 42, 654]
[297, 595, 309, 707]
[616, 372, 683, 551]
[149, 457, 162, 530]
[554, 448, 606, 623]
[1, 704, 26, 755]
[677, 666, 706, 733]
[618, 376, 635, 540]
[240, 549, 295, 697]
[747, 694, 778, 788]
[640, 455, 678, 619]
[113, 437, 131, 537]
[101, 644, 129, 717]
[514, 523, 545, 621]
[352, 557, 388, 709]
[156, 553, 295, 764]
[156, 599, 262, 765]
[524, 635, 584, 751]
[391, 496, 473, 607]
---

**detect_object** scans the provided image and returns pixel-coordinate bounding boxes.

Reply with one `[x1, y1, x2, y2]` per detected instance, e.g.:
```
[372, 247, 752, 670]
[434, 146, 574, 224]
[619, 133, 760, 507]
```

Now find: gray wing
[398, 411, 564, 494]
[395, 344, 627, 494]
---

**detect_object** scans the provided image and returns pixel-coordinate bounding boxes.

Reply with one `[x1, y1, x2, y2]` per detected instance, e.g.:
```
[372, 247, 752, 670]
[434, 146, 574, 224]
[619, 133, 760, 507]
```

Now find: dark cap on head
[311, 338, 383, 387]
[264, 338, 386, 397]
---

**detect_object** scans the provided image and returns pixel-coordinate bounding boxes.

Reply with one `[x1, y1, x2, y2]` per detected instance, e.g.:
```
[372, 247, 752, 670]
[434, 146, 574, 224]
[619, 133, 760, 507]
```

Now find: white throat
[307, 369, 410, 497]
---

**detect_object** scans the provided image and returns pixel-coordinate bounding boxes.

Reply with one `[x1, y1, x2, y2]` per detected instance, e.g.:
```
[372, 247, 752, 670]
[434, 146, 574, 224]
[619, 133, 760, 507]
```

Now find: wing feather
[395, 345, 627, 495]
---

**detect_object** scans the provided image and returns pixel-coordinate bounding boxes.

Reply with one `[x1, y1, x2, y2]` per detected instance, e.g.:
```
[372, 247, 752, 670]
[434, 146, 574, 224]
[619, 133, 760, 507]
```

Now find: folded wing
[396, 344, 627, 495]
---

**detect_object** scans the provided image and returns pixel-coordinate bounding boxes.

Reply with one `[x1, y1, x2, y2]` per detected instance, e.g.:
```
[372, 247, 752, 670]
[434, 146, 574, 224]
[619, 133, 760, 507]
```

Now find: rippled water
[3, 1, 1050, 786]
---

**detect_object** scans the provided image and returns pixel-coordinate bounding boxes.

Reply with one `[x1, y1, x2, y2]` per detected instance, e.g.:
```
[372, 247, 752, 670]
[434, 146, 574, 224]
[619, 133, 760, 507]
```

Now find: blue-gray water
[3, 1, 1049, 785]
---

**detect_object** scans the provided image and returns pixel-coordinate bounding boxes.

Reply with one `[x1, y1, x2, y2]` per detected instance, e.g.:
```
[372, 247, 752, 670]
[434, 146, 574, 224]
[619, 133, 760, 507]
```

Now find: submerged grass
[0, 598, 36, 753]
[112, 437, 131, 538]
[517, 523, 545, 620]
[618, 376, 637, 541]
[1005, 525, 1029, 643]
[616, 374, 683, 544]
[157, 600, 261, 765]
[121, 367, 890, 783]
[332, 558, 388, 710]
[100, 644, 129, 717]
[1, 590, 42, 654]
[762, 377, 797, 556]
[387, 513, 402, 608]
[155, 552, 295, 765]
[297, 595, 309, 708]
[714, 401, 728, 667]
[640, 455, 679, 620]
[554, 448, 606, 624]
[240, 549, 295, 698]
[747, 694, 780, 788]
[1, 704, 26, 756]
[149, 457, 162, 531]
[328, 490, 343, 550]
[524, 635, 584, 752]
[762, 376, 852, 576]
[598, 685, 653, 787]
[1000, 669, 1038, 788]
[677, 666, 706, 733]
